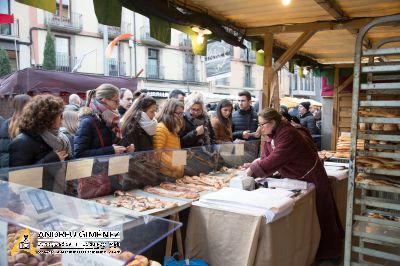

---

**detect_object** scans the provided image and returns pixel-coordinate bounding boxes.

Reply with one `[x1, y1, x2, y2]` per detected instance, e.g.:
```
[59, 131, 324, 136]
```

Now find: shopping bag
[164, 253, 208, 266]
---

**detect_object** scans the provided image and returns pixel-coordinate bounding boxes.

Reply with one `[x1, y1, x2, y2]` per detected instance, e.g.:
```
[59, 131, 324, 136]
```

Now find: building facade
[0, 0, 267, 101]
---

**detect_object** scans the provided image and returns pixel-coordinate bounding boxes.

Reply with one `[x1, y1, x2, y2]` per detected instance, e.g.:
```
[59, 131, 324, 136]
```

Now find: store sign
[146, 90, 169, 98]
[205, 41, 232, 82]
[62, 253, 124, 266]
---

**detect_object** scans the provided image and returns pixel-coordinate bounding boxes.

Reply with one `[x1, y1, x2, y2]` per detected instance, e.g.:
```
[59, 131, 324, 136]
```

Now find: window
[244, 65, 252, 87]
[55, 36, 70, 71]
[56, 0, 70, 18]
[147, 48, 159, 79]
[0, 1, 11, 35]
[184, 53, 195, 81]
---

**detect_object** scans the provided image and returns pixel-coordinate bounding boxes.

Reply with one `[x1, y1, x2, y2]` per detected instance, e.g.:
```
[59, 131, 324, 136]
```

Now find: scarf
[185, 112, 211, 146]
[139, 111, 157, 136]
[89, 98, 122, 139]
[41, 129, 72, 157]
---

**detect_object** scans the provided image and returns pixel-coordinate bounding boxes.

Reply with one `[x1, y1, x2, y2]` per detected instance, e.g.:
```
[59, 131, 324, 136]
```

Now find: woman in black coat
[9, 95, 71, 167]
[74, 84, 134, 158]
[0, 94, 31, 168]
[179, 92, 216, 148]
[120, 94, 157, 151]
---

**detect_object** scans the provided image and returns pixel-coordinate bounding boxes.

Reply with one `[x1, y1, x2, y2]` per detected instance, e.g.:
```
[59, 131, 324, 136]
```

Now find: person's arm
[250, 129, 298, 177]
[207, 119, 217, 145]
[232, 123, 244, 140]
[180, 127, 199, 148]
[153, 124, 168, 149]
[74, 118, 114, 158]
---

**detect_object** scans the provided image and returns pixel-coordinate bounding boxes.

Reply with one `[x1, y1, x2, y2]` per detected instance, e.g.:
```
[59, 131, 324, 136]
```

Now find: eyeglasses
[174, 112, 184, 117]
[258, 121, 272, 128]
[190, 108, 202, 114]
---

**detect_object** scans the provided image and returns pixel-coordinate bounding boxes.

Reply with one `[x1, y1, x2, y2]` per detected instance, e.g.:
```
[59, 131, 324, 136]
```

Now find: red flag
[0, 13, 14, 24]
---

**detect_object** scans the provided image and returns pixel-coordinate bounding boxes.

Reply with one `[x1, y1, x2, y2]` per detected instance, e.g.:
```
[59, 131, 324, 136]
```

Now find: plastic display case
[0, 181, 181, 266]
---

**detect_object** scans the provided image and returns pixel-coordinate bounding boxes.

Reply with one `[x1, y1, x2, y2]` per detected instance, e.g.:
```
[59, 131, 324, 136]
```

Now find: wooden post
[331, 66, 340, 150]
[262, 33, 273, 109]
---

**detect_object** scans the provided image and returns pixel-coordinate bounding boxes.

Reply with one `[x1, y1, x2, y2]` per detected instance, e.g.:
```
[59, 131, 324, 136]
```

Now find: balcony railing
[240, 49, 256, 62]
[140, 26, 167, 46]
[215, 77, 230, 86]
[106, 58, 126, 77]
[243, 77, 255, 88]
[99, 22, 130, 38]
[146, 64, 164, 79]
[55, 53, 77, 72]
[0, 19, 19, 38]
[44, 11, 82, 33]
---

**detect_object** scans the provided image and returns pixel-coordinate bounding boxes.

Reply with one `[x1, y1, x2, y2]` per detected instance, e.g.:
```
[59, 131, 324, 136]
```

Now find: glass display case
[0, 141, 260, 216]
[0, 181, 181, 266]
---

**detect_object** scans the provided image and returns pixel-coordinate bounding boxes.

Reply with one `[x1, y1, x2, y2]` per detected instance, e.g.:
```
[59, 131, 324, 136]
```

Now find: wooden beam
[313, 0, 347, 20]
[262, 33, 273, 109]
[246, 17, 372, 35]
[273, 30, 316, 72]
[331, 67, 340, 150]
[337, 74, 353, 93]
[314, 0, 372, 49]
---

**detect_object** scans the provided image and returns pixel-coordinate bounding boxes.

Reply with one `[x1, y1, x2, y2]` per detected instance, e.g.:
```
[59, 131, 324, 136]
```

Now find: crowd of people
[0, 85, 342, 262]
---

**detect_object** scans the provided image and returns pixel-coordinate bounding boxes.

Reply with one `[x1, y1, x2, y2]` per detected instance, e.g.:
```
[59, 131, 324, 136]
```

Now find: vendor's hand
[196, 125, 204, 136]
[243, 130, 251, 139]
[56, 150, 68, 161]
[126, 144, 135, 153]
[113, 145, 126, 154]
[241, 163, 252, 169]
[246, 167, 253, 177]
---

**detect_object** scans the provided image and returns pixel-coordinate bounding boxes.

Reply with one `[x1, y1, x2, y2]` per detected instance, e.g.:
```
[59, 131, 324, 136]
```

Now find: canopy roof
[0, 68, 138, 96]
[180, 0, 400, 64]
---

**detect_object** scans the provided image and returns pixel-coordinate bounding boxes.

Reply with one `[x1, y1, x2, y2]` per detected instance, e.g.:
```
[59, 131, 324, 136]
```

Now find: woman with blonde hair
[74, 83, 134, 158]
[60, 110, 79, 145]
[179, 92, 215, 148]
[0, 94, 31, 167]
[153, 98, 184, 178]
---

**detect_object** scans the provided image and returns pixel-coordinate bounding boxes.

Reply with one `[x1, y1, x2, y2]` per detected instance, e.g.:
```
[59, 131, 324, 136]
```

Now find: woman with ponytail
[74, 84, 134, 158]
[120, 94, 157, 151]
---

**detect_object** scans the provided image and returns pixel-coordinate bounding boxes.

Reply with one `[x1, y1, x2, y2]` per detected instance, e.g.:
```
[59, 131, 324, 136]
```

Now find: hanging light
[303, 66, 310, 75]
[282, 0, 291, 6]
[191, 26, 212, 44]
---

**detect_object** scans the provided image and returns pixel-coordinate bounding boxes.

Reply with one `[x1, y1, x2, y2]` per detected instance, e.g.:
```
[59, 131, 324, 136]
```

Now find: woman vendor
[243, 108, 343, 262]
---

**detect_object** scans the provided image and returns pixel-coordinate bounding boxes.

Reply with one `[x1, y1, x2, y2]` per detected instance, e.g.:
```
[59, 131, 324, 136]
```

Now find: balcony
[215, 77, 230, 86]
[240, 49, 256, 62]
[106, 58, 126, 76]
[243, 77, 255, 88]
[55, 53, 77, 72]
[44, 11, 82, 33]
[0, 19, 19, 39]
[99, 22, 130, 39]
[140, 26, 167, 47]
[145, 64, 164, 79]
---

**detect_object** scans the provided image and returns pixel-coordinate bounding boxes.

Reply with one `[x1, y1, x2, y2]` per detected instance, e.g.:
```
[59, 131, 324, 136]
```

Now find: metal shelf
[356, 182, 400, 194]
[355, 197, 400, 211]
[357, 167, 400, 177]
[356, 151, 400, 160]
[363, 47, 400, 56]
[354, 215, 400, 228]
[353, 221, 400, 246]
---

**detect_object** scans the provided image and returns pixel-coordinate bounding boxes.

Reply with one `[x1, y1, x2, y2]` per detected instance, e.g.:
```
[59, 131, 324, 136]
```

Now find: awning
[0, 68, 138, 96]
[280, 97, 322, 109]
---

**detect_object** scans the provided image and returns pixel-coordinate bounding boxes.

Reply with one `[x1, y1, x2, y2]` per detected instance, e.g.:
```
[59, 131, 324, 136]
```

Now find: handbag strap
[90, 117, 105, 147]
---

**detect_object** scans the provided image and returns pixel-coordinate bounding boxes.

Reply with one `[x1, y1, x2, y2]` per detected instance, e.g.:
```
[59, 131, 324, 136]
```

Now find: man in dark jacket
[118, 88, 133, 116]
[298, 101, 318, 135]
[232, 90, 259, 140]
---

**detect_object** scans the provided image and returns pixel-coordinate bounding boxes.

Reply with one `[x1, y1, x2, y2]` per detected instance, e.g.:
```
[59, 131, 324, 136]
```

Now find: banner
[0, 14, 14, 24]
[205, 41, 231, 82]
